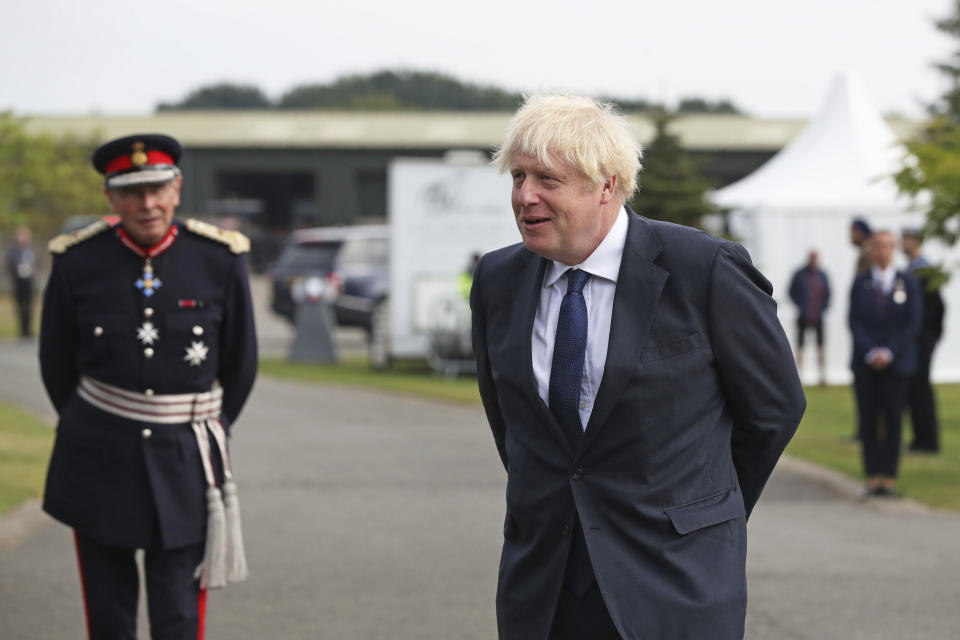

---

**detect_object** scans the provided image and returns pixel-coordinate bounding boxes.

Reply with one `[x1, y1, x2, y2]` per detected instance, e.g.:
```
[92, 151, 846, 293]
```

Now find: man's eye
[512, 173, 525, 184]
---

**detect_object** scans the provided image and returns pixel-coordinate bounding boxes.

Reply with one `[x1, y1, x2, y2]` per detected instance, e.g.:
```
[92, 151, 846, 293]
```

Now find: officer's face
[105, 176, 182, 247]
[871, 231, 894, 269]
[510, 153, 618, 266]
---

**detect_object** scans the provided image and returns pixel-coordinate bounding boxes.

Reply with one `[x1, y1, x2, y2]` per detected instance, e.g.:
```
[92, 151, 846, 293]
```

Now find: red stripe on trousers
[73, 531, 92, 639]
[197, 588, 207, 640]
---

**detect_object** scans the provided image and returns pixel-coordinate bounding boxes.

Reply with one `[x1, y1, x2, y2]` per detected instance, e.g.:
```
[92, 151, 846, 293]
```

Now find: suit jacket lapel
[508, 250, 576, 457]
[580, 211, 668, 455]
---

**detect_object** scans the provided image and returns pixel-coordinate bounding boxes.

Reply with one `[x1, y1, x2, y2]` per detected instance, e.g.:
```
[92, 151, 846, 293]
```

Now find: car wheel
[368, 299, 391, 371]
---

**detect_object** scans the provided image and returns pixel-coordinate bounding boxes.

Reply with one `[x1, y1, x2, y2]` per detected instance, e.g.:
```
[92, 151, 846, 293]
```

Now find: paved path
[2, 323, 960, 638]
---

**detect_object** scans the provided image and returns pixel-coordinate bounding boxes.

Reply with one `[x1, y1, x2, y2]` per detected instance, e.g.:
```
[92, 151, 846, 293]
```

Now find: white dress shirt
[532, 207, 628, 430]
[870, 264, 896, 294]
[865, 263, 897, 364]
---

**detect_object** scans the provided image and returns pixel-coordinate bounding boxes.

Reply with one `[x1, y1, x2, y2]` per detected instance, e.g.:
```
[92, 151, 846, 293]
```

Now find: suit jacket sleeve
[470, 256, 508, 470]
[217, 254, 258, 429]
[39, 260, 78, 413]
[709, 243, 806, 517]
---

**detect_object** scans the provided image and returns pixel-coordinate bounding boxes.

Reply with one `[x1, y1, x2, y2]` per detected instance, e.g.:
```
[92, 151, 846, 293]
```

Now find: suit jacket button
[144, 347, 154, 358]
[561, 524, 571, 537]
[142, 428, 152, 439]
[93, 326, 103, 337]
[571, 468, 583, 480]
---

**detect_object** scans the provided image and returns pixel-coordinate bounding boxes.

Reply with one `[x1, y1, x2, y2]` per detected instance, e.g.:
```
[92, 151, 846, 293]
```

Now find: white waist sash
[76, 376, 248, 588]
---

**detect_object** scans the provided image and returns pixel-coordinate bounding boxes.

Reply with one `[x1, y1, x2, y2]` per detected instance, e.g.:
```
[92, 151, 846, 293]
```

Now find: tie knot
[565, 269, 590, 294]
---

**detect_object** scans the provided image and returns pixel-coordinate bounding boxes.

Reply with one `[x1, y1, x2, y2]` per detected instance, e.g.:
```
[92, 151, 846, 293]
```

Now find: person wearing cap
[472, 95, 804, 640]
[849, 230, 921, 497]
[850, 217, 873, 276]
[39, 134, 258, 639]
[901, 228, 945, 453]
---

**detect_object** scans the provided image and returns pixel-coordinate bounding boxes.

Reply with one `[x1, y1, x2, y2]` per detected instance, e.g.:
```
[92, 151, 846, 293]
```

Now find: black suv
[270, 225, 389, 332]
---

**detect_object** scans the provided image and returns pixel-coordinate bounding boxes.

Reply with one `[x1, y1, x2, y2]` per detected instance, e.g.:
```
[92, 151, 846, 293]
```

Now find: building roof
[22, 110, 922, 152]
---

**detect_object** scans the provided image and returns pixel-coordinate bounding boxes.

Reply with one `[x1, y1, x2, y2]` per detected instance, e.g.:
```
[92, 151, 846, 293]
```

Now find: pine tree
[628, 108, 717, 229]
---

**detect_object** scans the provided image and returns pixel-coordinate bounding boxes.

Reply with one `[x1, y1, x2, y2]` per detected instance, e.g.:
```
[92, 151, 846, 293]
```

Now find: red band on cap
[104, 150, 175, 175]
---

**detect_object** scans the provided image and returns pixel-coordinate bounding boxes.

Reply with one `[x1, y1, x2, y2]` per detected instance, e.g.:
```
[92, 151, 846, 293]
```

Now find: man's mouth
[521, 216, 551, 228]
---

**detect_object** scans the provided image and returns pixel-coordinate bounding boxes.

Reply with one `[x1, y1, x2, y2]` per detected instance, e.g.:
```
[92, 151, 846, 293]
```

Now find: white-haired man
[471, 95, 805, 640]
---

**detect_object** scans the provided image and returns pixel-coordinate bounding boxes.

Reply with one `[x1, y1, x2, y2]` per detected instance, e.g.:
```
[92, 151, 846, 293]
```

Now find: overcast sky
[1, 0, 954, 118]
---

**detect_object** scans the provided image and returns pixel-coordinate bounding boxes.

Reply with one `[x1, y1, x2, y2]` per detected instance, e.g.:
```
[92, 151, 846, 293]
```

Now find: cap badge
[131, 142, 148, 167]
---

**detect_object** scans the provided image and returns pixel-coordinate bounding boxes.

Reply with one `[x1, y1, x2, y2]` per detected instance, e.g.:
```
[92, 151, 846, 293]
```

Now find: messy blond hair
[492, 94, 643, 201]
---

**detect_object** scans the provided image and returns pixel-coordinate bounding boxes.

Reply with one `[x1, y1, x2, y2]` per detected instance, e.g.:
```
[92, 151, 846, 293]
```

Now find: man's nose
[516, 179, 539, 206]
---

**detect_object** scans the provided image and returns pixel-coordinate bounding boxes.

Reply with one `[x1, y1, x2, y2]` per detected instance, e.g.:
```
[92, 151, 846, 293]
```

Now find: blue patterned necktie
[549, 269, 591, 448]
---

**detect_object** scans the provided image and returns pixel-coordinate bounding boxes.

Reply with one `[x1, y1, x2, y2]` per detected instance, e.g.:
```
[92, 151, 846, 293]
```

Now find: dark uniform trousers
[908, 331, 940, 451]
[75, 532, 206, 640]
[853, 363, 907, 477]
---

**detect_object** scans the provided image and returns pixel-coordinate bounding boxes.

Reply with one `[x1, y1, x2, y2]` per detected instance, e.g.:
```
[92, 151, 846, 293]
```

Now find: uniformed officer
[901, 228, 945, 453]
[849, 229, 921, 497]
[39, 133, 258, 639]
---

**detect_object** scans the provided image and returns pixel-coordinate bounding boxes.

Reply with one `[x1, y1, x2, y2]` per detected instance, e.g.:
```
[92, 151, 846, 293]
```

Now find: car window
[337, 238, 389, 265]
[275, 242, 342, 272]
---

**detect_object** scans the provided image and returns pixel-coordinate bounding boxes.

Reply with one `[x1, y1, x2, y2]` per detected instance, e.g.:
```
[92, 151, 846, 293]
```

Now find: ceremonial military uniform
[39, 134, 257, 640]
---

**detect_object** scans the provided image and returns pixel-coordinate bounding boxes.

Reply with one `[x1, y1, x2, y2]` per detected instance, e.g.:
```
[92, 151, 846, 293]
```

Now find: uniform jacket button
[144, 389, 154, 396]
[144, 307, 154, 318]
[192, 325, 204, 336]
[144, 347, 154, 358]
[571, 468, 583, 480]
[93, 326, 103, 336]
[562, 524, 571, 537]
[142, 428, 152, 439]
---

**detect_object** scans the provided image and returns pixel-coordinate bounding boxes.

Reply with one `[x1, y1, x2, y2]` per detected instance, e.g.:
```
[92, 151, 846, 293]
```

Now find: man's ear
[103, 188, 119, 213]
[599, 175, 617, 204]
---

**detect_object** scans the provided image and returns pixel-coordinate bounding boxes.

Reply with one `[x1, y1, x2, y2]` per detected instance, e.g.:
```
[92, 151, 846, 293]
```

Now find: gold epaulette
[184, 219, 250, 254]
[48, 218, 113, 254]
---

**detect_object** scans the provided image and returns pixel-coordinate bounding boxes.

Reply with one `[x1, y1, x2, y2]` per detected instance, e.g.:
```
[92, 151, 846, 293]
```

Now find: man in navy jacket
[472, 95, 806, 640]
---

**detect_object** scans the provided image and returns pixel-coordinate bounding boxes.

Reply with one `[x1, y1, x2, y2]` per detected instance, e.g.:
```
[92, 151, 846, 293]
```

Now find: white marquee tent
[711, 72, 959, 384]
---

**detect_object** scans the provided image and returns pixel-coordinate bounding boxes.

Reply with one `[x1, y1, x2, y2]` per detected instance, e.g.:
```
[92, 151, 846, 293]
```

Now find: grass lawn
[0, 402, 53, 517]
[789, 383, 960, 510]
[259, 356, 482, 404]
[0, 294, 40, 340]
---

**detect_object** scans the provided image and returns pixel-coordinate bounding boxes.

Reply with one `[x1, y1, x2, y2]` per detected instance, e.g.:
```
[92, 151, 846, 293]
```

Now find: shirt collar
[544, 206, 628, 289]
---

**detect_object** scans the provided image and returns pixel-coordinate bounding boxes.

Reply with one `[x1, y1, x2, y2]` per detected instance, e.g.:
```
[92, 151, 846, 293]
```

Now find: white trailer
[380, 156, 519, 371]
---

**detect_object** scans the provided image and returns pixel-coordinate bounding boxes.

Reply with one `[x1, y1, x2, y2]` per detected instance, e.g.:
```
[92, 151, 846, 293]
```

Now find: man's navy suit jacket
[471, 210, 806, 640]
[848, 270, 922, 375]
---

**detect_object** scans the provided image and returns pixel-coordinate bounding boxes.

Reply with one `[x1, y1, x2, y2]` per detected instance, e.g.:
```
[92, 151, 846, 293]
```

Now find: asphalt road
[2, 283, 959, 638]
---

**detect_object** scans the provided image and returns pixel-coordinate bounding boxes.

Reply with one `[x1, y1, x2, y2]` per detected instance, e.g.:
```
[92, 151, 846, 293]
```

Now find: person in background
[39, 133, 258, 639]
[901, 228, 945, 453]
[472, 94, 805, 640]
[849, 230, 921, 497]
[458, 251, 482, 300]
[789, 249, 831, 384]
[850, 217, 873, 275]
[5, 225, 36, 338]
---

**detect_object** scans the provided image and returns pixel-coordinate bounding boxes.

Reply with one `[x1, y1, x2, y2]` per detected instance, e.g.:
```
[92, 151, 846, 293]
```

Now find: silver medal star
[183, 341, 209, 366]
[136, 321, 159, 345]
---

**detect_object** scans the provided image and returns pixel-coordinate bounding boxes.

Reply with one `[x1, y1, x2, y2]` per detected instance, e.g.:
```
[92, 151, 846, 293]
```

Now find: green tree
[894, 1, 960, 252]
[158, 83, 271, 110]
[278, 70, 522, 110]
[628, 108, 718, 229]
[0, 112, 105, 239]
